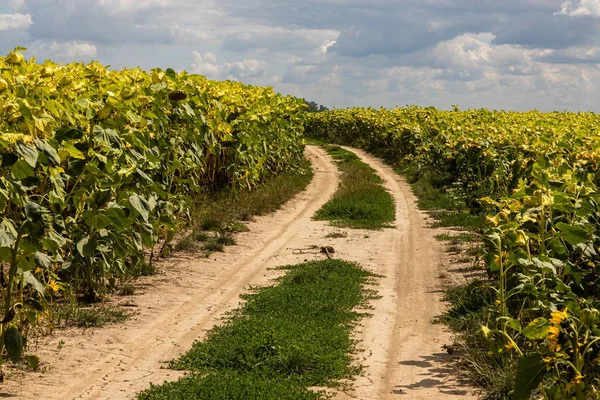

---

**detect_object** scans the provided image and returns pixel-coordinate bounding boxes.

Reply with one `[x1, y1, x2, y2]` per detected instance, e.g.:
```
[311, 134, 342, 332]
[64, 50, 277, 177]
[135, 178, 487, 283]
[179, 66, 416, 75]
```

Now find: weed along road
[7, 146, 472, 399]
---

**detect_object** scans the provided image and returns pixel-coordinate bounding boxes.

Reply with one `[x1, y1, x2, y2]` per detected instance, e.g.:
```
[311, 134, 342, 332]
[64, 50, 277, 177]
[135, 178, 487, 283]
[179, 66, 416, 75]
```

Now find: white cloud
[427, 33, 534, 80]
[556, 0, 600, 16]
[190, 52, 221, 77]
[10, 0, 26, 11]
[0, 13, 32, 31]
[190, 51, 266, 81]
[51, 41, 97, 59]
[170, 26, 214, 44]
[224, 59, 267, 79]
[96, 0, 168, 15]
[536, 46, 600, 63]
[320, 40, 337, 55]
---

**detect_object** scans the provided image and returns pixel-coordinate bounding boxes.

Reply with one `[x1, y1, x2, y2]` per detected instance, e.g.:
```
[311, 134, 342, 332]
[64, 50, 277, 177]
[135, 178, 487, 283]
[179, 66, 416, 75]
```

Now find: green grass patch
[314, 146, 395, 230]
[52, 300, 129, 328]
[192, 159, 314, 231]
[396, 164, 485, 232]
[434, 233, 476, 244]
[172, 159, 313, 256]
[428, 211, 486, 230]
[138, 259, 379, 400]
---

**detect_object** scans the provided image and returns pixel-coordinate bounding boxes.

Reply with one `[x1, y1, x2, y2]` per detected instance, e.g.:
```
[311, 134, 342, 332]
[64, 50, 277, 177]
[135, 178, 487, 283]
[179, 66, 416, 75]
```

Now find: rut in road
[332, 147, 475, 399]
[6, 145, 474, 399]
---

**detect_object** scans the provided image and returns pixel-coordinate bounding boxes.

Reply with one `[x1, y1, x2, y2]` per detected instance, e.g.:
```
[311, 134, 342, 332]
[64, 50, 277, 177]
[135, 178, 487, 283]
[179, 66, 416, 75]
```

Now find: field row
[0, 49, 305, 362]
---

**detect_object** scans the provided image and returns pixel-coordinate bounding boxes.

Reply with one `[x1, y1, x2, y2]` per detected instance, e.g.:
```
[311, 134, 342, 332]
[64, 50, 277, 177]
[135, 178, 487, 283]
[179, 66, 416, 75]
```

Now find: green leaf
[126, 110, 142, 124]
[15, 142, 38, 167]
[106, 207, 128, 230]
[76, 98, 91, 108]
[26, 353, 40, 371]
[11, 159, 34, 180]
[531, 257, 556, 275]
[165, 68, 178, 81]
[35, 252, 53, 269]
[131, 232, 143, 251]
[76, 236, 96, 257]
[0, 220, 18, 248]
[522, 318, 549, 340]
[18, 100, 34, 121]
[183, 103, 195, 118]
[34, 139, 61, 165]
[136, 168, 153, 182]
[24, 202, 42, 219]
[556, 222, 590, 245]
[514, 353, 547, 400]
[501, 317, 522, 332]
[129, 194, 149, 222]
[92, 215, 113, 230]
[4, 326, 24, 363]
[61, 142, 86, 160]
[23, 271, 45, 295]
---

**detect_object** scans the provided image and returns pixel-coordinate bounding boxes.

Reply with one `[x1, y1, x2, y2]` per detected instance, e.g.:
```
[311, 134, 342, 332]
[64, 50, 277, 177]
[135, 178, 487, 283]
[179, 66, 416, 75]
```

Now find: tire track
[334, 146, 475, 399]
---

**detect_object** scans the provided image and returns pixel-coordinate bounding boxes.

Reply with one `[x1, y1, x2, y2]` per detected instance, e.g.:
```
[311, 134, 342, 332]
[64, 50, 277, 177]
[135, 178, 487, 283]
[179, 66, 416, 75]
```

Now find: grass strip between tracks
[314, 145, 395, 230]
[138, 259, 379, 400]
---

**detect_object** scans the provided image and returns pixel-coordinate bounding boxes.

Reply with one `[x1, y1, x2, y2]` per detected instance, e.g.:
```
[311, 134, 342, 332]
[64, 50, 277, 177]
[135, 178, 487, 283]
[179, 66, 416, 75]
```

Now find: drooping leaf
[556, 222, 591, 245]
[11, 159, 34, 180]
[522, 318, 549, 340]
[34, 139, 61, 165]
[76, 236, 96, 257]
[513, 353, 547, 400]
[61, 142, 86, 160]
[0, 220, 18, 248]
[23, 271, 45, 295]
[34, 252, 53, 269]
[129, 194, 150, 222]
[106, 207, 128, 230]
[4, 326, 24, 364]
[15, 142, 38, 167]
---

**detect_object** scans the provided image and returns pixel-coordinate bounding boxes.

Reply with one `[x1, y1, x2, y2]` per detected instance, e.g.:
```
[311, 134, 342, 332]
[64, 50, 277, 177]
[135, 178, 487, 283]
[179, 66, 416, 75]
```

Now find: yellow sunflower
[550, 307, 568, 325]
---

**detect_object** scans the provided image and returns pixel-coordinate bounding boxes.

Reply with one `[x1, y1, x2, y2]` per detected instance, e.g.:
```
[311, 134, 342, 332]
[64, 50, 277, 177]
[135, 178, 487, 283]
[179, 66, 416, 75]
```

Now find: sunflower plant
[0, 48, 306, 365]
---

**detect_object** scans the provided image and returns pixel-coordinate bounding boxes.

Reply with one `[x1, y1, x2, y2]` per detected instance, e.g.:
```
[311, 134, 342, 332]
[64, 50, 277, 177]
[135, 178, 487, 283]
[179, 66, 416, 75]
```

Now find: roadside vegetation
[138, 259, 379, 400]
[174, 159, 314, 257]
[0, 46, 308, 366]
[314, 146, 395, 230]
[43, 161, 313, 332]
[307, 107, 600, 398]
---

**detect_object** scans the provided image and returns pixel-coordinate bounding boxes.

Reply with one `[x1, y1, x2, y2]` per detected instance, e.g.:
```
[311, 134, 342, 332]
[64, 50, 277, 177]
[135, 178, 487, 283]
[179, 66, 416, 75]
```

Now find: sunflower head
[547, 325, 560, 341]
[550, 307, 568, 326]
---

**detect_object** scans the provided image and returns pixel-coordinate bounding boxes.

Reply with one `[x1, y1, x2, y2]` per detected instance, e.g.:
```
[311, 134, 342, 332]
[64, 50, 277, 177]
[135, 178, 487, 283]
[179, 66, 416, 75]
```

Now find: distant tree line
[304, 100, 328, 113]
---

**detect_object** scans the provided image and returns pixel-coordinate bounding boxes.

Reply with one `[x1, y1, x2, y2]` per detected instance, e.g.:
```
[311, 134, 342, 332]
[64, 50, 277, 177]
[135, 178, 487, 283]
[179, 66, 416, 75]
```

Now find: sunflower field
[306, 107, 600, 398]
[0, 48, 305, 363]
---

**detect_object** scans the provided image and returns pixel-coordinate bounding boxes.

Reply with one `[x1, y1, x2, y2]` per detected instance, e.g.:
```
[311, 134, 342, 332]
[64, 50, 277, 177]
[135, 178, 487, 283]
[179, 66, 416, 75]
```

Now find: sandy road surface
[5, 145, 475, 399]
[333, 147, 475, 399]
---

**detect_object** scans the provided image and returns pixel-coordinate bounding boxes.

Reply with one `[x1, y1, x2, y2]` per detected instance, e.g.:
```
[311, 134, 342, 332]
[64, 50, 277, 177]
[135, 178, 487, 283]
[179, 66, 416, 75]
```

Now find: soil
[3, 145, 477, 399]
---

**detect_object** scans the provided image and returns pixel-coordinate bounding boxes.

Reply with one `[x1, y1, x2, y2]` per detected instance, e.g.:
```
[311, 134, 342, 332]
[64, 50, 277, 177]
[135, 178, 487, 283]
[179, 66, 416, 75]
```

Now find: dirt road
[5, 145, 474, 399]
[334, 147, 474, 399]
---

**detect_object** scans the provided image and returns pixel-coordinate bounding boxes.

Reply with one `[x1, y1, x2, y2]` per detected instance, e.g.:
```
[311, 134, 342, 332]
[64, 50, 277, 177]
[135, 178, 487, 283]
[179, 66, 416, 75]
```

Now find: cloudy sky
[1, 0, 600, 111]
